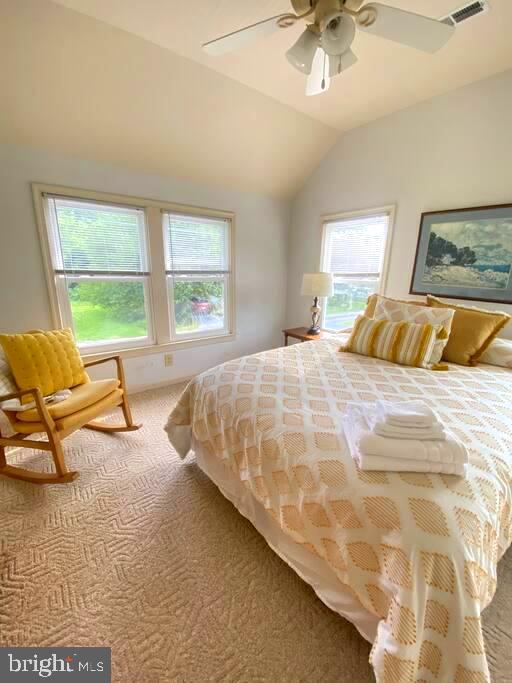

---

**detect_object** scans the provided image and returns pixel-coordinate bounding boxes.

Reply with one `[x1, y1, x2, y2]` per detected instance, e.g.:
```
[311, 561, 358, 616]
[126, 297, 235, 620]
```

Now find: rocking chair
[0, 355, 141, 484]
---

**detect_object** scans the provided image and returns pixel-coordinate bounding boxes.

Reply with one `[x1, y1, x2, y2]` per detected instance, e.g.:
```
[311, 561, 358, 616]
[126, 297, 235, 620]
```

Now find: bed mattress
[166, 337, 512, 682]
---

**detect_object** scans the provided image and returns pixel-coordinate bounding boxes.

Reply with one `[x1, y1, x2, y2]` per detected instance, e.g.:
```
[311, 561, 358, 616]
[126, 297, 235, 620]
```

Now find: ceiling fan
[202, 0, 456, 96]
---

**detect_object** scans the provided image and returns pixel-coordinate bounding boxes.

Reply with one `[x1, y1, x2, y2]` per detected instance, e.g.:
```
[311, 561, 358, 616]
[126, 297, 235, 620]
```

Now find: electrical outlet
[164, 353, 173, 367]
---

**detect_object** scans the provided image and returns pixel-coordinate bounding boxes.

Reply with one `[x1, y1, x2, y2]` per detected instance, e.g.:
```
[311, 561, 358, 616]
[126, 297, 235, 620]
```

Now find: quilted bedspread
[165, 338, 512, 682]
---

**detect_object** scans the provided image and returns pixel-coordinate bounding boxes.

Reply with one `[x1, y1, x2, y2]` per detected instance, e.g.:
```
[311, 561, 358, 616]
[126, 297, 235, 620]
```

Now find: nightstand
[283, 327, 324, 346]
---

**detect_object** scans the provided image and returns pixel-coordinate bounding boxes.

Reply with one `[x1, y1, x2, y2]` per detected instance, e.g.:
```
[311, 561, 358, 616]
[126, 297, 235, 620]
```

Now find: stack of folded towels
[342, 400, 468, 476]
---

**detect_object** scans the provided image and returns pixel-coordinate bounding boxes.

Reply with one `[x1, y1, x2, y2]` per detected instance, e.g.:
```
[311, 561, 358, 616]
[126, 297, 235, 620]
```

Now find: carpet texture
[1, 384, 511, 682]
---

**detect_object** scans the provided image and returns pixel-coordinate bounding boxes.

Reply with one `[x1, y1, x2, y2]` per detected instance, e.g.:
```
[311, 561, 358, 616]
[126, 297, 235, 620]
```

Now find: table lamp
[301, 272, 334, 335]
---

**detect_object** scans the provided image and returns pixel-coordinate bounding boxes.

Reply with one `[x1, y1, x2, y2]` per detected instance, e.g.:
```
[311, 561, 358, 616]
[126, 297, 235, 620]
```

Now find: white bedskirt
[193, 436, 380, 644]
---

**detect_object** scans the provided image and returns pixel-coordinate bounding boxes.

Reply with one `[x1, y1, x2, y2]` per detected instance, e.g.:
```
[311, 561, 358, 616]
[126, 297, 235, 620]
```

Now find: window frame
[57, 274, 155, 354]
[319, 205, 395, 331]
[163, 210, 232, 342]
[33, 183, 236, 358]
[168, 273, 231, 341]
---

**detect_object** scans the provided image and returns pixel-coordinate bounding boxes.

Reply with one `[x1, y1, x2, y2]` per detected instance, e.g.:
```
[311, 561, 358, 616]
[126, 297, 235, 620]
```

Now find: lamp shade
[301, 272, 334, 297]
[286, 28, 318, 75]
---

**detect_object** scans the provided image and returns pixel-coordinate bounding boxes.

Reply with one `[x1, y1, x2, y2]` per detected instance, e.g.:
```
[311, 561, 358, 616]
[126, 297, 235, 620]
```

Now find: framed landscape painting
[410, 204, 512, 304]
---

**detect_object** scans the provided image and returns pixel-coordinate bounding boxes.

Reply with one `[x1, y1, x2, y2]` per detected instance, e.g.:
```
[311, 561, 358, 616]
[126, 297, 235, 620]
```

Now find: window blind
[324, 213, 389, 275]
[48, 196, 148, 275]
[164, 213, 229, 274]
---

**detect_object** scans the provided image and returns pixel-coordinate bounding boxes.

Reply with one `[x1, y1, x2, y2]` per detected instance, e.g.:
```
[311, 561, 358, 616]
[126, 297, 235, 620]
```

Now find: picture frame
[410, 203, 512, 304]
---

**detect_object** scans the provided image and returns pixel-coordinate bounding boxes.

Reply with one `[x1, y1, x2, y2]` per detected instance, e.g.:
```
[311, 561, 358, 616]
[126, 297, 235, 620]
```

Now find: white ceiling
[52, 0, 512, 131]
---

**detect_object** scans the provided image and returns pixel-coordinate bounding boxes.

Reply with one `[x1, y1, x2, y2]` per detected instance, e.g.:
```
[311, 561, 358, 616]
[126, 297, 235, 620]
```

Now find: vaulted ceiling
[51, 0, 512, 131]
[2, 0, 511, 198]
[0, 0, 336, 198]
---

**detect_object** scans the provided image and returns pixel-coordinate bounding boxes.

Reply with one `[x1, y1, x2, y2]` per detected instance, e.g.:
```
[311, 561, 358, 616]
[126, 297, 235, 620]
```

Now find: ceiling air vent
[441, 1, 490, 26]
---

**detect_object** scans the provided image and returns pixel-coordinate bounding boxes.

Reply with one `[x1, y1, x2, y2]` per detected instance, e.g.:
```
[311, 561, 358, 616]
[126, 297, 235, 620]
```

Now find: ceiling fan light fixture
[286, 27, 319, 74]
[321, 12, 356, 56]
[203, 0, 458, 95]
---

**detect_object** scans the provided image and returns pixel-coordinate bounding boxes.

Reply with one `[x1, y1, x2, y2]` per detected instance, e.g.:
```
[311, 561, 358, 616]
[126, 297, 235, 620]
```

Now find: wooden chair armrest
[83, 355, 127, 391]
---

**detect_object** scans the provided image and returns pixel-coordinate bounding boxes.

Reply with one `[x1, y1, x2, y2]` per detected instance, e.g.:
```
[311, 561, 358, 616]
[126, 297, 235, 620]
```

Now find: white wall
[0, 143, 289, 390]
[0, 0, 336, 199]
[3, 69, 512, 395]
[287, 69, 512, 339]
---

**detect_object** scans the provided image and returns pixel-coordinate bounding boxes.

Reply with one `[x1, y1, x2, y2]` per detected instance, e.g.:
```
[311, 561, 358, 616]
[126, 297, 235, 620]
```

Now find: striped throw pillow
[341, 315, 444, 369]
[373, 296, 454, 365]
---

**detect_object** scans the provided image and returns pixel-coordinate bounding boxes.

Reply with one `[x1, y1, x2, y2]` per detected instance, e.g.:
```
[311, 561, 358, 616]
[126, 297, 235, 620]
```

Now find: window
[164, 213, 231, 339]
[320, 208, 393, 331]
[36, 186, 235, 354]
[46, 197, 152, 350]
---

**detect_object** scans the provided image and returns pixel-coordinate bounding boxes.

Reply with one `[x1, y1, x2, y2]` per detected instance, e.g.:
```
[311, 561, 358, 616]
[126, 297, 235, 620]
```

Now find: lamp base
[307, 296, 322, 335]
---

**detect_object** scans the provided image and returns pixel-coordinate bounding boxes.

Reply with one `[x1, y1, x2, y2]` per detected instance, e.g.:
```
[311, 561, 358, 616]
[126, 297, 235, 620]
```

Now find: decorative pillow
[373, 296, 455, 365]
[0, 328, 88, 403]
[479, 337, 512, 369]
[341, 315, 444, 369]
[364, 293, 427, 319]
[427, 296, 511, 366]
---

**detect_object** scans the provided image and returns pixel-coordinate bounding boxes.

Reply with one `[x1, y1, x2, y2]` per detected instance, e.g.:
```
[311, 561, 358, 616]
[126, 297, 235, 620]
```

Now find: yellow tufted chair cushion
[0, 328, 89, 403]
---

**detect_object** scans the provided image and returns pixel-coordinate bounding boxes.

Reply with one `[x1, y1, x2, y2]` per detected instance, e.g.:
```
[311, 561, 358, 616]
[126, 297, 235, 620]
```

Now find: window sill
[80, 332, 236, 362]
[322, 327, 353, 333]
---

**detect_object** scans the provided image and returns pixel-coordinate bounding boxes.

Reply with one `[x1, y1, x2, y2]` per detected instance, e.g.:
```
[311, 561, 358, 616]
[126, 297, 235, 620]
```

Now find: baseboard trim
[129, 375, 194, 395]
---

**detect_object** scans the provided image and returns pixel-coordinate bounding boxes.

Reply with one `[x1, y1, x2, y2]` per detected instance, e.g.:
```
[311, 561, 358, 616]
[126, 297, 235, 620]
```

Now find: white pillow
[479, 337, 512, 369]
[0, 356, 17, 399]
[373, 296, 455, 365]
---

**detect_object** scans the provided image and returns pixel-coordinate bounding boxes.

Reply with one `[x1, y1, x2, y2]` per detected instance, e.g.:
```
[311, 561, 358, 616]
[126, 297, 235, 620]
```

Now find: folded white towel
[358, 430, 467, 464]
[354, 452, 466, 476]
[343, 404, 468, 473]
[376, 399, 438, 428]
[347, 404, 467, 464]
[371, 420, 446, 441]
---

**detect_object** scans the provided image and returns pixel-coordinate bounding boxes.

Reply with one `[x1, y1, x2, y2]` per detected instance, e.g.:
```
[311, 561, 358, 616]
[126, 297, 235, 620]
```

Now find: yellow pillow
[0, 328, 88, 402]
[364, 294, 428, 318]
[427, 296, 511, 366]
[341, 315, 444, 370]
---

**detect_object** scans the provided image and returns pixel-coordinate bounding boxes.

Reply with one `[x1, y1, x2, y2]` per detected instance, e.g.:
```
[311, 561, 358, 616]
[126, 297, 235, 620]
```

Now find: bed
[165, 335, 512, 682]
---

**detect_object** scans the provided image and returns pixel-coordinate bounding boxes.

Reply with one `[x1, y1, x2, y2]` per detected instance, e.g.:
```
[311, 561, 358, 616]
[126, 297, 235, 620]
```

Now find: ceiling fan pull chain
[321, 51, 327, 90]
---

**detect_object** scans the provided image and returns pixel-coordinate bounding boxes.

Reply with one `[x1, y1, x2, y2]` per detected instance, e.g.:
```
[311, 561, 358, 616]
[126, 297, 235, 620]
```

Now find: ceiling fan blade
[202, 15, 290, 56]
[329, 49, 358, 77]
[306, 49, 331, 97]
[357, 3, 455, 53]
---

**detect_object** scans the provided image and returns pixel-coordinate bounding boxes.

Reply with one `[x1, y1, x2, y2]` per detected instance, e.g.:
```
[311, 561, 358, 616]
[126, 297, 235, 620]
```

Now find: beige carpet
[1, 384, 511, 683]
